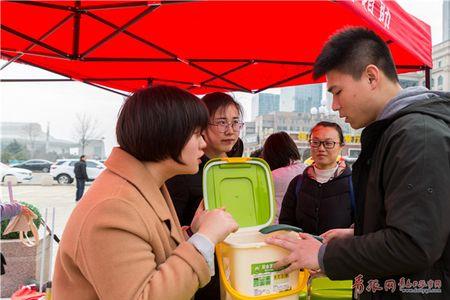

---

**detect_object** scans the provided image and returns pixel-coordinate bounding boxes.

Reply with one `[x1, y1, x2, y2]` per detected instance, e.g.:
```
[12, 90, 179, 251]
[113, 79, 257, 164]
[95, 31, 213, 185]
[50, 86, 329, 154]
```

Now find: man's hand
[265, 232, 322, 273]
[320, 228, 354, 243]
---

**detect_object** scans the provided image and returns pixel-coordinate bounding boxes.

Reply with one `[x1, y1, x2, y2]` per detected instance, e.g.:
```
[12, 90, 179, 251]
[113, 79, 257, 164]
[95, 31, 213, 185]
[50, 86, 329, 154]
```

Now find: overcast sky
[0, 0, 445, 157]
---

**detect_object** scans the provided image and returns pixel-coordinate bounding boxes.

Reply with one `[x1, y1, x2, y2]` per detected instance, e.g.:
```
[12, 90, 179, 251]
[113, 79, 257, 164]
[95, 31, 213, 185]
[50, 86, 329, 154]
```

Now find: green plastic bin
[309, 277, 352, 300]
[204, 157, 309, 300]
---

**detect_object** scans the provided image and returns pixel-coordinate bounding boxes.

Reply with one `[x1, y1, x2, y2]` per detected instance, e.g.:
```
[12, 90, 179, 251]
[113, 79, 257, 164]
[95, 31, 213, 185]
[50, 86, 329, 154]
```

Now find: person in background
[53, 85, 238, 300]
[261, 131, 306, 223]
[267, 27, 450, 299]
[166, 91, 244, 300]
[74, 155, 88, 201]
[279, 122, 353, 235]
[250, 147, 263, 158]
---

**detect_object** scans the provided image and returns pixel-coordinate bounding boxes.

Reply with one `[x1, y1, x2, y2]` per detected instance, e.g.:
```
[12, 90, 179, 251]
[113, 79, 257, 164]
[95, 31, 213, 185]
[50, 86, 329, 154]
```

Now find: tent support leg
[425, 67, 431, 89]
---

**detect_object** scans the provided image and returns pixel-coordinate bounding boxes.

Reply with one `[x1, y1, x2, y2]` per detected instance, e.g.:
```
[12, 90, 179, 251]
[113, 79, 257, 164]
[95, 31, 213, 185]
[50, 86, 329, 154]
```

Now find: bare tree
[23, 123, 41, 158]
[73, 113, 101, 155]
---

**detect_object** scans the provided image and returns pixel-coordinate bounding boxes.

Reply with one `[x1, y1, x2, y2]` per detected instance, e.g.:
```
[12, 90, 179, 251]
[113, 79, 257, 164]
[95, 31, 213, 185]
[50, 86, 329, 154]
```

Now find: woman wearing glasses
[166, 91, 243, 300]
[279, 121, 354, 236]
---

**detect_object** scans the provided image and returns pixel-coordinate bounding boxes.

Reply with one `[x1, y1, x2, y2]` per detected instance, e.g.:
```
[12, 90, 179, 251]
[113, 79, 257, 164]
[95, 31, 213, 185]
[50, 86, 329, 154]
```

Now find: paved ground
[1, 178, 90, 299]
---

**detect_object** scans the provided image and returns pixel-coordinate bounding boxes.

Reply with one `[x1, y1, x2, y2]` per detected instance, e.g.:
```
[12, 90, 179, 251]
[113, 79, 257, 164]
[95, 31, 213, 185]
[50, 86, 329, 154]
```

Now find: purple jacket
[0, 203, 22, 220]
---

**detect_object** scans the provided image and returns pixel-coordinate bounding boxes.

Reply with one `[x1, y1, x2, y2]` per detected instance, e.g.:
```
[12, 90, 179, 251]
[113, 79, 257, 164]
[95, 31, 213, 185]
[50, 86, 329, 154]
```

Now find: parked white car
[50, 159, 105, 184]
[0, 162, 33, 183]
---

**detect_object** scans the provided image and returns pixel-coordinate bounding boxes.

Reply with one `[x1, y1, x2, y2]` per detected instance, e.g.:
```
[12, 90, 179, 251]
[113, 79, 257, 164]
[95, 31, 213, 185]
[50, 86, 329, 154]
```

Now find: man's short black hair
[116, 85, 209, 163]
[262, 131, 301, 171]
[313, 27, 399, 82]
[79, 155, 85, 160]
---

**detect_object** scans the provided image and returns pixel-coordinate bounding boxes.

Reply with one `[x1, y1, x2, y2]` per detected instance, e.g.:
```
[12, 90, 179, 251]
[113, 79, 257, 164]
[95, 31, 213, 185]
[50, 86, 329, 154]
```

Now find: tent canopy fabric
[1, 1, 432, 95]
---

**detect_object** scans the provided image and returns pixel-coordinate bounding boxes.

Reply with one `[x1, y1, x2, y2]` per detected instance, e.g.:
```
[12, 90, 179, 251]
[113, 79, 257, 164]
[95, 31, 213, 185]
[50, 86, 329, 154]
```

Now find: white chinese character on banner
[361, 0, 375, 15]
[384, 7, 391, 29]
[379, 1, 386, 22]
[362, 0, 368, 10]
[367, 0, 375, 15]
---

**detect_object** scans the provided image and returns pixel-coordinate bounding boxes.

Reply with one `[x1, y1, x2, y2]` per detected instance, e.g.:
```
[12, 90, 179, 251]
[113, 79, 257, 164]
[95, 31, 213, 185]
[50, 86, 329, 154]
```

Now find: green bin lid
[203, 157, 275, 231]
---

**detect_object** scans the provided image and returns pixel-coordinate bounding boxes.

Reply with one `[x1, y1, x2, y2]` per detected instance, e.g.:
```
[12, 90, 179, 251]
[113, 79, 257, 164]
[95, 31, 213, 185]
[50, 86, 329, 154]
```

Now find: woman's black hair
[201, 92, 243, 120]
[116, 85, 209, 163]
[262, 131, 301, 171]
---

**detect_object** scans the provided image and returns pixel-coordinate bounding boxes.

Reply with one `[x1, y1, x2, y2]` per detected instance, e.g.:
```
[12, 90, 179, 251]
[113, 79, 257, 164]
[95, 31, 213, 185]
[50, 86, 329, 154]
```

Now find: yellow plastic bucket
[216, 232, 309, 300]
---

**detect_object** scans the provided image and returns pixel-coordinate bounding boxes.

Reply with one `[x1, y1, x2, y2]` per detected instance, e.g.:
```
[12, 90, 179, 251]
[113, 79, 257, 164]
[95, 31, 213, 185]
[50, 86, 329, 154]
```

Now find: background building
[0, 122, 105, 162]
[444, 0, 450, 42]
[293, 83, 323, 114]
[431, 40, 450, 91]
[251, 93, 280, 119]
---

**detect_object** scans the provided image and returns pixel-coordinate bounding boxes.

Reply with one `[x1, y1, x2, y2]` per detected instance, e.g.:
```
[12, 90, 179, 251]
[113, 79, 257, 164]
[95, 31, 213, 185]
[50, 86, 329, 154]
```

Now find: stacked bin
[203, 157, 309, 300]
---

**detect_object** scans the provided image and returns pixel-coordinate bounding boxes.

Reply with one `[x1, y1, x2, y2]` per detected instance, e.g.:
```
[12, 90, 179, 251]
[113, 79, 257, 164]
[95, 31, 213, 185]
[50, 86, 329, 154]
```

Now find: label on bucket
[251, 261, 292, 296]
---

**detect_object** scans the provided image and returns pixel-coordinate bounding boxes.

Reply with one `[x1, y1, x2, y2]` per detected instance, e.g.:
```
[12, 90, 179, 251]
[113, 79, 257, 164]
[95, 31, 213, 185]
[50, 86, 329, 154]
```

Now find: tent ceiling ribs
[83, 81, 129, 96]
[81, 76, 245, 92]
[0, 13, 74, 71]
[189, 58, 315, 66]
[83, 9, 250, 92]
[3, 1, 254, 93]
[255, 69, 313, 94]
[80, 1, 152, 11]
[8, 0, 74, 12]
[73, 1, 81, 59]
[1, 25, 70, 58]
[79, 4, 160, 59]
[83, 10, 177, 59]
[188, 60, 252, 93]
[199, 60, 254, 86]
[1, 49, 68, 59]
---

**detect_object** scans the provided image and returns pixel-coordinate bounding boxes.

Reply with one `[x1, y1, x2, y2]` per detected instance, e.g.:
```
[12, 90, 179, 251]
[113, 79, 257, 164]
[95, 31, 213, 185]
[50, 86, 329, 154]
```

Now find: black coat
[74, 161, 88, 180]
[165, 155, 217, 300]
[279, 166, 354, 235]
[324, 97, 450, 299]
[165, 155, 208, 227]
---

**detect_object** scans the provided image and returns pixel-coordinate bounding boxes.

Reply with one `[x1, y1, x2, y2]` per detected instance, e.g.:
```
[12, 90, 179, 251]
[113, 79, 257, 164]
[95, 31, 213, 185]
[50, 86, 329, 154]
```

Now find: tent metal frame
[1, 0, 432, 94]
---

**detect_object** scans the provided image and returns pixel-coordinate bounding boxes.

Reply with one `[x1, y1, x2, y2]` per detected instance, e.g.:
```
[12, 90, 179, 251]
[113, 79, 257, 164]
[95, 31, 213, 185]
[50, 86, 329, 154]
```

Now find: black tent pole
[425, 67, 431, 89]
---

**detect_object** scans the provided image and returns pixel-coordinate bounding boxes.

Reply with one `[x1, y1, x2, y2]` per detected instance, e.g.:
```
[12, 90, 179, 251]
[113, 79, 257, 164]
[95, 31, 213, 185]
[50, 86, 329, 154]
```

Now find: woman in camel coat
[52, 86, 238, 300]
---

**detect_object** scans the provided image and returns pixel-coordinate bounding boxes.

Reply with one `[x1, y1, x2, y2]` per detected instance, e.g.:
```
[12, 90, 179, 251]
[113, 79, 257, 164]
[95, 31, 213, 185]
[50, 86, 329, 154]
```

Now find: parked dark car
[11, 159, 53, 173]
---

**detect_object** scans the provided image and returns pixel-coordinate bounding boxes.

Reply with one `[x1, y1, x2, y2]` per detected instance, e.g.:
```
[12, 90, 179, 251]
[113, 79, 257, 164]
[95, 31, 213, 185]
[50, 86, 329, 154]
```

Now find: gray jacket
[323, 90, 450, 299]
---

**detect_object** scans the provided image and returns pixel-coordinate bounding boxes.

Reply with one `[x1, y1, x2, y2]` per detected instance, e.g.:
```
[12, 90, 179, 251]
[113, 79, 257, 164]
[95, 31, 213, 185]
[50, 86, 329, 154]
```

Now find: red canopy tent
[1, 1, 432, 96]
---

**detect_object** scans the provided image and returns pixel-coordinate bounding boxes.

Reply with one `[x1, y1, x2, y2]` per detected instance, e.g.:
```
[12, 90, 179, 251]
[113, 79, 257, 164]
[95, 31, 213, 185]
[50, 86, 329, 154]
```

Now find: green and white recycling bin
[203, 157, 309, 300]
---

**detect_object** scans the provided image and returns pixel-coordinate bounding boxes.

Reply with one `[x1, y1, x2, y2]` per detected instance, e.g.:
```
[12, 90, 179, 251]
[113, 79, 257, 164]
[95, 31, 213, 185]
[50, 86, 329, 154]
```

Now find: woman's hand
[196, 208, 239, 245]
[190, 200, 205, 233]
[320, 228, 354, 243]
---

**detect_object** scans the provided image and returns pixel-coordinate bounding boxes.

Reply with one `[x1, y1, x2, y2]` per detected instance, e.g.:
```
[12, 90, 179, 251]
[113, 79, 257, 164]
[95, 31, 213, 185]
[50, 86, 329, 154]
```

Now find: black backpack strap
[295, 174, 304, 202]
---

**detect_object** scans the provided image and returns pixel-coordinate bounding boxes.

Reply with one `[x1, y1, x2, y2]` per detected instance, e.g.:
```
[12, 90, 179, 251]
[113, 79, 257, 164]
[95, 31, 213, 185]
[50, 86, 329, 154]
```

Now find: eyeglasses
[309, 140, 341, 149]
[209, 120, 244, 133]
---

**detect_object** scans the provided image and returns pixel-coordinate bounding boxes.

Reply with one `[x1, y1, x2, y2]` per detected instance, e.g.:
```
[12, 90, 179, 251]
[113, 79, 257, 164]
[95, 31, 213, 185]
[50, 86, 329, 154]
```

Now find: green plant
[1, 202, 42, 240]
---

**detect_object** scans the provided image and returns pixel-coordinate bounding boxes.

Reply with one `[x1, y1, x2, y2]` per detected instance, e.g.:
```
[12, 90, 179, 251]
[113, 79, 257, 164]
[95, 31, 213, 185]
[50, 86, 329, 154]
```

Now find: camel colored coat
[53, 148, 210, 300]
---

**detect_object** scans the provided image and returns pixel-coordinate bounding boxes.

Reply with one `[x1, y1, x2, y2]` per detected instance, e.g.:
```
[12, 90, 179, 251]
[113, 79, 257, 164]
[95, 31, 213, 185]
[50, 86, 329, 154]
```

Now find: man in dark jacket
[267, 27, 450, 299]
[74, 155, 88, 201]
